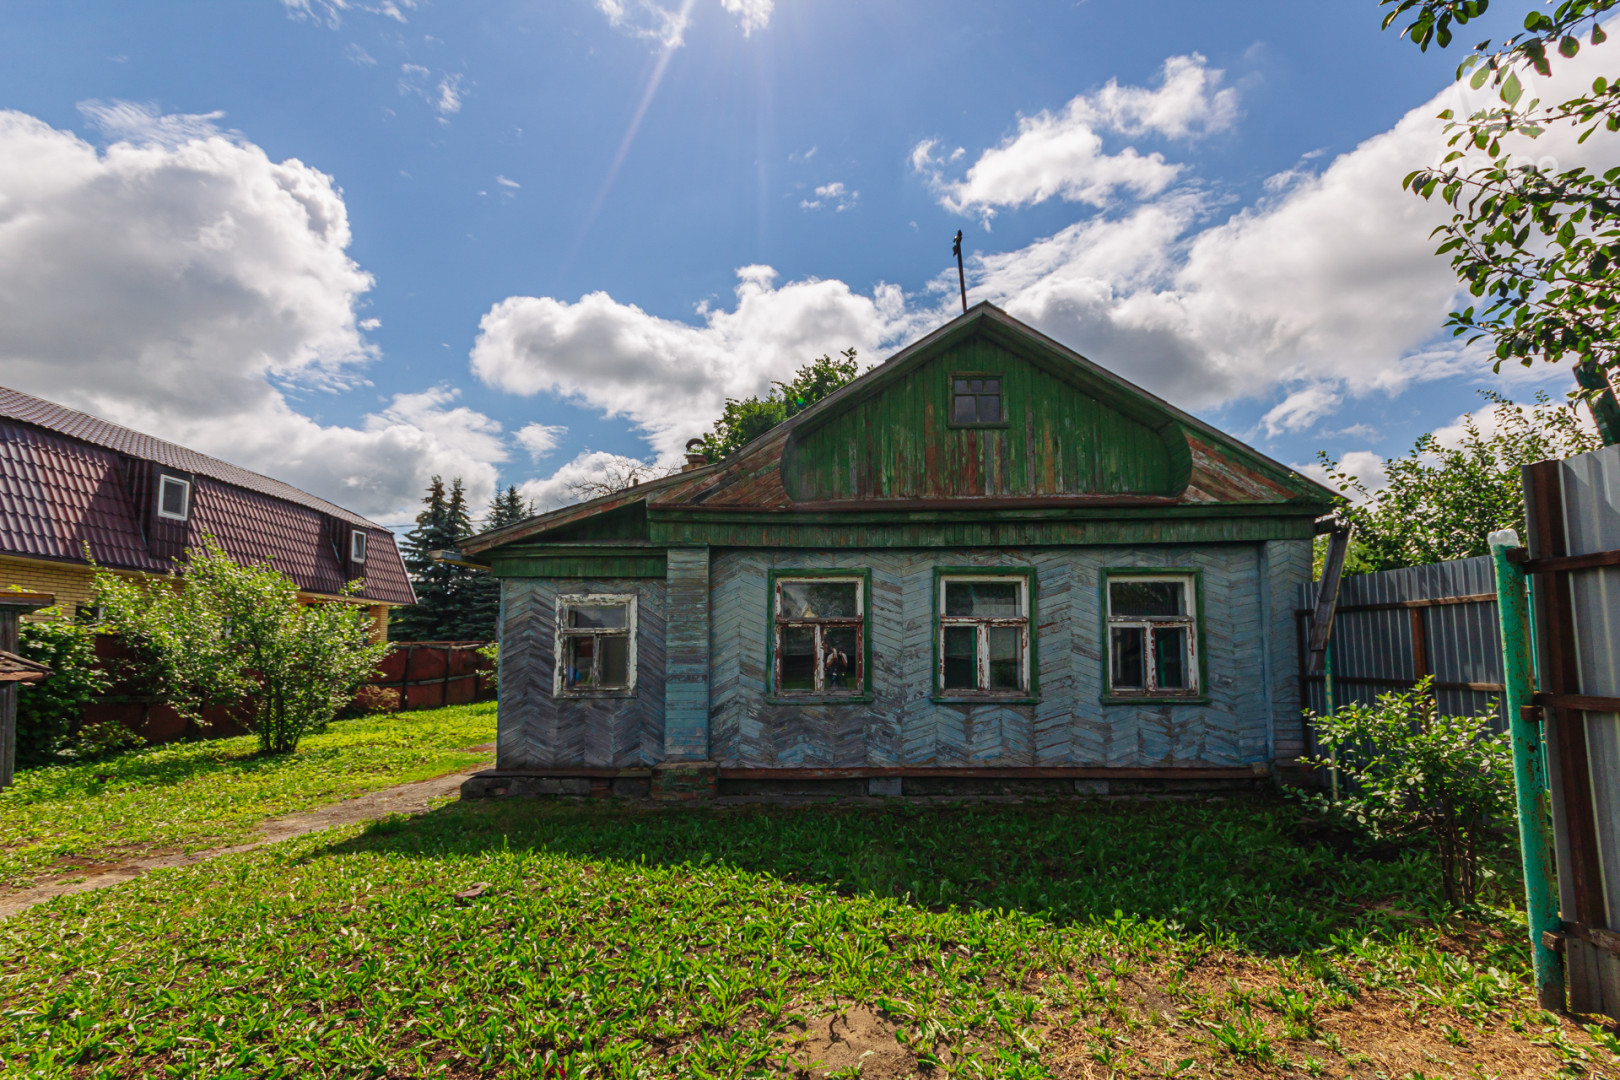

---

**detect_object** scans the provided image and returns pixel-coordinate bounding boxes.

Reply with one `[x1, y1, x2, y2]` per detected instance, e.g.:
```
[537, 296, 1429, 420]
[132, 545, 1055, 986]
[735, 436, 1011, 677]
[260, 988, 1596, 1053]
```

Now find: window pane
[943, 625, 977, 689]
[969, 379, 983, 393]
[954, 379, 970, 394]
[599, 634, 630, 687]
[1110, 627, 1145, 689]
[1154, 626, 1189, 690]
[779, 625, 816, 691]
[953, 394, 977, 424]
[822, 626, 858, 691]
[987, 626, 1022, 690]
[570, 605, 627, 629]
[779, 580, 858, 619]
[978, 394, 1001, 423]
[983, 379, 999, 393]
[160, 478, 187, 517]
[1109, 580, 1185, 617]
[565, 636, 596, 688]
[945, 580, 1021, 617]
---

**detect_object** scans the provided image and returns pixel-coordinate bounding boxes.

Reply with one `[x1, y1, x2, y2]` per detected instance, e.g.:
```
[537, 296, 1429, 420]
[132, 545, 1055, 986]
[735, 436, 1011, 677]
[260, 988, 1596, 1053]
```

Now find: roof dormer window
[351, 530, 368, 563]
[951, 375, 1003, 426]
[157, 475, 191, 521]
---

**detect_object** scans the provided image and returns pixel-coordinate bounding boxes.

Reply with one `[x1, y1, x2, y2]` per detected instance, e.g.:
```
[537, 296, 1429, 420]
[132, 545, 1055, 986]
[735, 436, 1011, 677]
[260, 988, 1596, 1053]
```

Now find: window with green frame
[935, 571, 1033, 697]
[1103, 572, 1200, 698]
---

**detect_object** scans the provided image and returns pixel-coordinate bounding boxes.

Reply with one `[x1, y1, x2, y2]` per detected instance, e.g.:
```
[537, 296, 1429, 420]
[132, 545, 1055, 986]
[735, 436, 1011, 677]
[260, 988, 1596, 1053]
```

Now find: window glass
[159, 476, 189, 519]
[987, 626, 1022, 689]
[951, 376, 1003, 425]
[564, 636, 597, 688]
[942, 626, 977, 689]
[778, 580, 858, 619]
[570, 605, 627, 629]
[778, 625, 817, 691]
[351, 532, 368, 562]
[599, 635, 631, 687]
[1110, 626, 1146, 689]
[945, 581, 1020, 617]
[1154, 626, 1188, 689]
[953, 393, 978, 424]
[822, 626, 858, 690]
[1109, 580, 1185, 617]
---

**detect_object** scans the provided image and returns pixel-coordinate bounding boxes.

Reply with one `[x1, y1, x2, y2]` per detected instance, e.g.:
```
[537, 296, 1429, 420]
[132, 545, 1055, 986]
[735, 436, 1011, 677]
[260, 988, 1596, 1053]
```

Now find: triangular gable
[465, 303, 1334, 555]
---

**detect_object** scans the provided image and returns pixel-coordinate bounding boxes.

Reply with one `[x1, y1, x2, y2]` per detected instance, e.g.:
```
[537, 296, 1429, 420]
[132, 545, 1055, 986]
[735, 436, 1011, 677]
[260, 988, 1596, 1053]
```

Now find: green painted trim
[491, 554, 667, 579]
[1098, 566, 1208, 701]
[649, 503, 1325, 525]
[944, 369, 1011, 430]
[649, 517, 1317, 549]
[930, 565, 1039, 701]
[765, 567, 874, 700]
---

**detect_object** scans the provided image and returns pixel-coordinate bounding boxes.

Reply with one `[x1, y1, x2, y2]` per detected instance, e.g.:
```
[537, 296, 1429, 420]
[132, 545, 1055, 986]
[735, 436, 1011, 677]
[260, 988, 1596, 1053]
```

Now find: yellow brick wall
[0, 556, 101, 618]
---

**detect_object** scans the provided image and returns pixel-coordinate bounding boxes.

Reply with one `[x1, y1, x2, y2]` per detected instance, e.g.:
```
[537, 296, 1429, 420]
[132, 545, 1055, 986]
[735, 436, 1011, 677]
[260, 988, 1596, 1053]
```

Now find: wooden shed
[460, 304, 1337, 799]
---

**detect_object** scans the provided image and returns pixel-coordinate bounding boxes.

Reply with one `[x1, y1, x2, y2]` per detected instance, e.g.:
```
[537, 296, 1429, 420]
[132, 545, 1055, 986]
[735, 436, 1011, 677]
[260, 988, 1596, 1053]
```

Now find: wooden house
[459, 304, 1336, 798]
[0, 386, 415, 632]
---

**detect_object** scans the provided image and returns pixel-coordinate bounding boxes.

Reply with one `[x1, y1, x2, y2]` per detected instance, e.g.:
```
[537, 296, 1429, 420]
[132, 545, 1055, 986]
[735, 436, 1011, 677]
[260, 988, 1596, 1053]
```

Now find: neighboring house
[0, 387, 415, 632]
[460, 304, 1337, 797]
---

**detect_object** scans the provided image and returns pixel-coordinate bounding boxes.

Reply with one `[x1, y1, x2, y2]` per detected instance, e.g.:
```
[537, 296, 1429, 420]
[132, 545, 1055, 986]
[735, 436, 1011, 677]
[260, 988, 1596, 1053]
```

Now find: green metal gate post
[1489, 528, 1564, 1010]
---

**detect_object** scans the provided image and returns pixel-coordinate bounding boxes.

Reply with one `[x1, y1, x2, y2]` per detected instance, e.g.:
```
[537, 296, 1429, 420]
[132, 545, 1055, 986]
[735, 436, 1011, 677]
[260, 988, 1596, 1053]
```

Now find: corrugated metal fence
[1294, 557, 1506, 743]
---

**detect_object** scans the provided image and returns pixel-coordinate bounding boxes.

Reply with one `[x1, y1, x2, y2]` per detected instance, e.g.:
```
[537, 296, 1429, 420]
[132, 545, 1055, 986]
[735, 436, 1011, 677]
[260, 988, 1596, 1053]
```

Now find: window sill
[558, 690, 638, 701]
[765, 693, 873, 706]
[932, 694, 1039, 706]
[1101, 694, 1210, 706]
[944, 421, 1011, 431]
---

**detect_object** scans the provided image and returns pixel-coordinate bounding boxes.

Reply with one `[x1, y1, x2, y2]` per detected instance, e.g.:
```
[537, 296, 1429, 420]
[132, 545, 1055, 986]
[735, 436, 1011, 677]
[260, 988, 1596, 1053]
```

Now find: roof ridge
[0, 385, 386, 530]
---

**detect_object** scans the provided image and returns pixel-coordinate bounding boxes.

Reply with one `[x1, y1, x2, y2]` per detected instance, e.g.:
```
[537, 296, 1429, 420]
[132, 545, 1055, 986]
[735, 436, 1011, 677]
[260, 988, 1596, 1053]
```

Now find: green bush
[94, 538, 390, 755]
[14, 609, 113, 766]
[1302, 678, 1515, 907]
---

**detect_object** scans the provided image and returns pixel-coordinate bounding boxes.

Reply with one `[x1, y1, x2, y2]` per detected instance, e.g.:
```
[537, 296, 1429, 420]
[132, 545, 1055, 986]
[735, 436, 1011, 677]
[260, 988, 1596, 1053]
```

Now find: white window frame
[1105, 572, 1200, 697]
[350, 531, 368, 563]
[156, 475, 191, 521]
[772, 575, 865, 697]
[937, 574, 1030, 696]
[554, 593, 638, 697]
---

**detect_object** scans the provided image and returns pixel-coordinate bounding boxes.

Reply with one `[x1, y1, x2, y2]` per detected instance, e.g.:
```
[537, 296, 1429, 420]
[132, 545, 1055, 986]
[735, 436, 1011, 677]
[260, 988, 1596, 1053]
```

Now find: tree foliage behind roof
[697, 348, 862, 463]
[1317, 391, 1599, 572]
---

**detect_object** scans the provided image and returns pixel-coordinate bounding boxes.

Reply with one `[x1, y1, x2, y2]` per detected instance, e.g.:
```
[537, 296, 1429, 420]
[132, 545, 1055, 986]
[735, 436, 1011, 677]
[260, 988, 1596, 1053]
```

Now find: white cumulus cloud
[597, 0, 774, 49]
[915, 54, 1237, 220]
[471, 266, 917, 461]
[800, 181, 857, 212]
[0, 107, 506, 520]
[515, 422, 568, 461]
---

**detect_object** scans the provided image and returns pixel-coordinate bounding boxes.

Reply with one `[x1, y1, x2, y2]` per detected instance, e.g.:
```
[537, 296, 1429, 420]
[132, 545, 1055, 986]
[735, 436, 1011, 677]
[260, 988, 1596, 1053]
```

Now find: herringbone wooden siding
[496, 542, 1309, 770]
[496, 578, 667, 769]
[710, 543, 1308, 768]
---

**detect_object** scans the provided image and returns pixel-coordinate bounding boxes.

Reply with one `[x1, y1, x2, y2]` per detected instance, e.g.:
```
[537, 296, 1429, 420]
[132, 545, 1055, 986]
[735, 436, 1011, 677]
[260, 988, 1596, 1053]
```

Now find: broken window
[773, 576, 864, 696]
[556, 594, 636, 695]
[951, 376, 1002, 425]
[1105, 574, 1199, 697]
[937, 575, 1029, 695]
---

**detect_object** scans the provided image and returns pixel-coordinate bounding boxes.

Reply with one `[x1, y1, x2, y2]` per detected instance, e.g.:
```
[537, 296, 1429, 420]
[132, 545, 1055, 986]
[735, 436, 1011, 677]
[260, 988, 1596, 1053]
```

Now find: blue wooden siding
[496, 577, 667, 769]
[663, 547, 712, 761]
[496, 542, 1309, 770]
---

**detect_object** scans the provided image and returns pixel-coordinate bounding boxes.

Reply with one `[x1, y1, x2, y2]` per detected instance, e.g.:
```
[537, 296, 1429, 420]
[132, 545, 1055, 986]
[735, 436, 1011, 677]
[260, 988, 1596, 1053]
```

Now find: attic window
[351, 531, 368, 563]
[951, 376, 1002, 426]
[157, 475, 191, 522]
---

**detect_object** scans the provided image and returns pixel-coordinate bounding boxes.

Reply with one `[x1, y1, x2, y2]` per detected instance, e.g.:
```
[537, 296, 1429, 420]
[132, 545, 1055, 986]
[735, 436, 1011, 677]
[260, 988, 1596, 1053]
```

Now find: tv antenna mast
[952, 230, 967, 313]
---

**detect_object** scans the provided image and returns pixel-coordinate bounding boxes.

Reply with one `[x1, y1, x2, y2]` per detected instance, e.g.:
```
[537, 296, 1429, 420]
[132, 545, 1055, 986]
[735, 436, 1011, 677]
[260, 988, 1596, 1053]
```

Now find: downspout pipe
[1489, 528, 1564, 1010]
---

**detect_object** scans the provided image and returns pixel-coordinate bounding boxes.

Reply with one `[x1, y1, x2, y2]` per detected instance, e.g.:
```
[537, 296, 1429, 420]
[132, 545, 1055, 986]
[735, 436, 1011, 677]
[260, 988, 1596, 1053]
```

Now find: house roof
[0, 650, 51, 684]
[0, 387, 414, 606]
[465, 304, 1336, 557]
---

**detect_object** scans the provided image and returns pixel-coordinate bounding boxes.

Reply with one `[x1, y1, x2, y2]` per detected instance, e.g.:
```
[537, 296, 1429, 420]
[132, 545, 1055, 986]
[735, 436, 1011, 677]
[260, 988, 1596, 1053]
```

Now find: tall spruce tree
[392, 476, 479, 641]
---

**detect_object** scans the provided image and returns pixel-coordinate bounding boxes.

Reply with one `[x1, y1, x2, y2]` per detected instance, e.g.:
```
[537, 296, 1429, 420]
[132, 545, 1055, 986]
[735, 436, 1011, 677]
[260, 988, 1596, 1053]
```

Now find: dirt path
[0, 747, 494, 920]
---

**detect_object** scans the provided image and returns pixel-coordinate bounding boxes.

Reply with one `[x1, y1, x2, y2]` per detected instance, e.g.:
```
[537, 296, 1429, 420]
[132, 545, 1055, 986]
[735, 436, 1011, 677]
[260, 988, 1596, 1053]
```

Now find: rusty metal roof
[0, 390, 414, 605]
[0, 650, 50, 683]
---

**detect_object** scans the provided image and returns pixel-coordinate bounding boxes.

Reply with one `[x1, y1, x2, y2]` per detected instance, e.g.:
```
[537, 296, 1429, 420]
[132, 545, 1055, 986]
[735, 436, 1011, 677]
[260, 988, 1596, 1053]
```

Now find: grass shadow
[316, 792, 1523, 957]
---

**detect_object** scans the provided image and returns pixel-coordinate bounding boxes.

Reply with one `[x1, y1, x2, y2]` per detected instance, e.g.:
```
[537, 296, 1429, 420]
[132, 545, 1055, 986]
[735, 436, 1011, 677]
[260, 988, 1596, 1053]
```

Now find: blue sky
[0, 0, 1601, 526]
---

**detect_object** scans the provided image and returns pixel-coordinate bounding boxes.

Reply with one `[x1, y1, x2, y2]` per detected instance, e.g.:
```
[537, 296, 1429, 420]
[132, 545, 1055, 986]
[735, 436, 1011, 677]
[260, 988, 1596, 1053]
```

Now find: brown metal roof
[0, 389, 414, 605]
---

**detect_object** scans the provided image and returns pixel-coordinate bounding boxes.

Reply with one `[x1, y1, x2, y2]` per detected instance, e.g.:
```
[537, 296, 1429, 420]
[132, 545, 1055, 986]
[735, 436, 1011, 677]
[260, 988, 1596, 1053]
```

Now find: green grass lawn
[0, 702, 495, 890]
[3, 791, 1616, 1078]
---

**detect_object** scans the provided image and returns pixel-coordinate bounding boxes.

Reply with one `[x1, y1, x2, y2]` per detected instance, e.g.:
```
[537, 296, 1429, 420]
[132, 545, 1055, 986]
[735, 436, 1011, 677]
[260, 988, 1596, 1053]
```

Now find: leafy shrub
[56, 718, 145, 761]
[15, 610, 112, 766]
[1302, 678, 1514, 906]
[94, 538, 390, 755]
